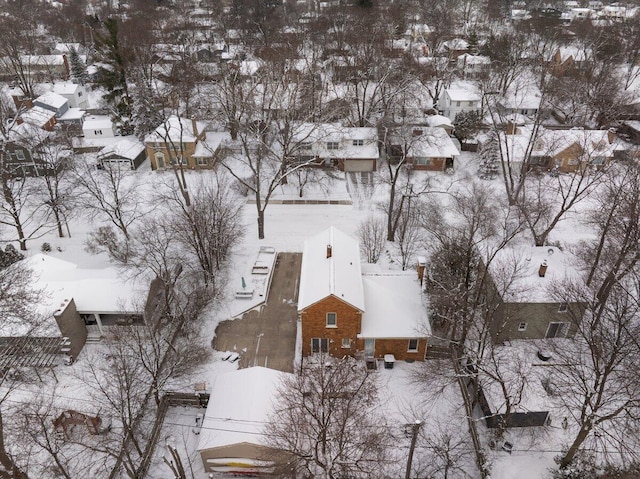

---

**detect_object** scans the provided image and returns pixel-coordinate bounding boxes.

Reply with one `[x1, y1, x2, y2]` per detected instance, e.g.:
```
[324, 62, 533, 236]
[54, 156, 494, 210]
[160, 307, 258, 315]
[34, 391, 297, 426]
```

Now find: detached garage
[97, 138, 146, 170]
[197, 367, 293, 475]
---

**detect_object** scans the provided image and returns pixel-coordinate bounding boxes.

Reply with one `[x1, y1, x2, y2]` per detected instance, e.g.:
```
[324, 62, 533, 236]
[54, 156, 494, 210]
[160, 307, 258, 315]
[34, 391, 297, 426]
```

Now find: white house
[52, 82, 88, 109]
[33, 91, 69, 118]
[83, 116, 115, 139]
[438, 82, 482, 121]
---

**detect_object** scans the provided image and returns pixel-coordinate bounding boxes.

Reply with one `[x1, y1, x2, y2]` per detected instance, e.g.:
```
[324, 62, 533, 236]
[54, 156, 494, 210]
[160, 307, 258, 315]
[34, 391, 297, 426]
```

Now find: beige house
[197, 367, 293, 474]
[145, 116, 228, 170]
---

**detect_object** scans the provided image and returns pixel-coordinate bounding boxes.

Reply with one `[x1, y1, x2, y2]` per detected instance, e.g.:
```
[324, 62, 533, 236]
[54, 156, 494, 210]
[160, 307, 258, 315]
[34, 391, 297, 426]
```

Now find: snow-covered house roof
[298, 226, 365, 312]
[83, 115, 113, 131]
[499, 81, 542, 112]
[34, 91, 68, 110]
[19, 106, 55, 127]
[359, 272, 429, 338]
[445, 83, 482, 103]
[426, 115, 453, 128]
[555, 46, 592, 64]
[145, 115, 208, 143]
[52, 82, 82, 95]
[487, 244, 581, 303]
[406, 127, 460, 158]
[28, 253, 145, 315]
[293, 123, 379, 160]
[197, 366, 293, 453]
[97, 138, 145, 161]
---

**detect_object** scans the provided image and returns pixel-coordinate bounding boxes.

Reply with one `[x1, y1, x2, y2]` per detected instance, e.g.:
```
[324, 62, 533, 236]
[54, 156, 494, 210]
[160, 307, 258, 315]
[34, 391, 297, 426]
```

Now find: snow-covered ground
[4, 144, 612, 478]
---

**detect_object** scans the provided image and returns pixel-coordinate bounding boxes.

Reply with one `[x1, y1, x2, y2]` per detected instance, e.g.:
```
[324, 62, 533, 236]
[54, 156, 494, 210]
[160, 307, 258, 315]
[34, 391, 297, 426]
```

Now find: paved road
[212, 253, 302, 373]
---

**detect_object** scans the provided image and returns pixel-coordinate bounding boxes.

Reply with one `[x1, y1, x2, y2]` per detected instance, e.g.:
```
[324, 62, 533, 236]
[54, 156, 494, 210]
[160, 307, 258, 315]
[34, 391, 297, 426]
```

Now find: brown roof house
[145, 116, 229, 170]
[483, 243, 586, 344]
[298, 227, 430, 363]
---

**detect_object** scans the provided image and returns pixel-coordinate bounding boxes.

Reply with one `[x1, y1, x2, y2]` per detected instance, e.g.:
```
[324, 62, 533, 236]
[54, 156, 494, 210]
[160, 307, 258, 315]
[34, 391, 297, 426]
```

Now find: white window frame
[326, 141, 339, 150]
[558, 303, 568, 313]
[311, 338, 329, 353]
[352, 139, 364, 146]
[196, 157, 208, 166]
[408, 339, 418, 352]
[326, 312, 337, 328]
[518, 322, 527, 331]
[341, 338, 351, 348]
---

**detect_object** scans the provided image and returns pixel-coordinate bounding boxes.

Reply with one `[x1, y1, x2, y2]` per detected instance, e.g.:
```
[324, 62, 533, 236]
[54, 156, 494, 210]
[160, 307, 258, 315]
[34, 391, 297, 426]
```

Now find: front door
[364, 338, 375, 358]
[312, 338, 329, 354]
[155, 152, 165, 169]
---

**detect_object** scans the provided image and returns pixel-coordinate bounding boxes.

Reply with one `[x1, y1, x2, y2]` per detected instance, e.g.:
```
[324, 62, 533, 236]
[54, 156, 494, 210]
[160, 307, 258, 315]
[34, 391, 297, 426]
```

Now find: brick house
[388, 126, 460, 171]
[145, 116, 228, 170]
[298, 227, 429, 361]
[483, 244, 586, 343]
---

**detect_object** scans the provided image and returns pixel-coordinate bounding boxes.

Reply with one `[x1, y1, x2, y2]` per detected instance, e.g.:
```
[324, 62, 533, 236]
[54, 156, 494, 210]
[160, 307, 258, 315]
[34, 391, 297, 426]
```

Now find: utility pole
[405, 420, 422, 479]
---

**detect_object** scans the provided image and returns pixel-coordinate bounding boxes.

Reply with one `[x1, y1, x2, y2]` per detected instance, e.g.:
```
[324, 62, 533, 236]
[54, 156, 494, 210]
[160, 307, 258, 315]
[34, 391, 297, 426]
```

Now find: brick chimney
[416, 256, 427, 285]
[326, 244, 332, 258]
[539, 260, 548, 277]
[191, 116, 198, 138]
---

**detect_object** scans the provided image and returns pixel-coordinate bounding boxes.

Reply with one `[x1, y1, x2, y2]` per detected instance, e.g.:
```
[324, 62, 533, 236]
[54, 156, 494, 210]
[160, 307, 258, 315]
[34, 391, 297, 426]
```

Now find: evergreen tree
[68, 46, 87, 85]
[93, 18, 132, 120]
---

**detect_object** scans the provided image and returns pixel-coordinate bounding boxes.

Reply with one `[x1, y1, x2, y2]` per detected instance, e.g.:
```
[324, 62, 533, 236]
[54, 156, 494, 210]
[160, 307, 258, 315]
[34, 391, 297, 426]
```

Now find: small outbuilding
[197, 366, 293, 475]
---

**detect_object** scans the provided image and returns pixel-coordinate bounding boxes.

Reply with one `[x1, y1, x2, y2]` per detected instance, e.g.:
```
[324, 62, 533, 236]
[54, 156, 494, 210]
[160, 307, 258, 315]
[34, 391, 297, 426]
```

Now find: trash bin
[384, 354, 396, 369]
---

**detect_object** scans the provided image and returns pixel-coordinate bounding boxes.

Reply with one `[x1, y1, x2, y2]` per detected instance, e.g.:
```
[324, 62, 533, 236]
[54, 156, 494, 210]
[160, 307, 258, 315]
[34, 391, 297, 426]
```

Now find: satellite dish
[547, 248, 555, 255]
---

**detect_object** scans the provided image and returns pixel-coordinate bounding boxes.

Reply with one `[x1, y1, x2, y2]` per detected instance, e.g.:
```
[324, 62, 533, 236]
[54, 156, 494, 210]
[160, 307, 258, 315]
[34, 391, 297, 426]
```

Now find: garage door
[343, 159, 374, 172]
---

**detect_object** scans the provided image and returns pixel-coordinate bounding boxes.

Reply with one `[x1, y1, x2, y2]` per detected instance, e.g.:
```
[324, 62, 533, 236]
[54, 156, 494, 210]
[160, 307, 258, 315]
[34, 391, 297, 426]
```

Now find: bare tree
[267, 356, 390, 479]
[74, 160, 143, 241]
[357, 214, 386, 264]
[154, 175, 244, 286]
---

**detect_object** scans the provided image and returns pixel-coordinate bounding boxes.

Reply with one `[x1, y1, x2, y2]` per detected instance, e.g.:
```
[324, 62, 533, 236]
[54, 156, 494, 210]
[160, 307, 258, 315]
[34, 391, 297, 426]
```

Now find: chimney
[326, 244, 332, 258]
[539, 260, 548, 278]
[416, 256, 427, 285]
[505, 121, 517, 135]
[191, 116, 198, 138]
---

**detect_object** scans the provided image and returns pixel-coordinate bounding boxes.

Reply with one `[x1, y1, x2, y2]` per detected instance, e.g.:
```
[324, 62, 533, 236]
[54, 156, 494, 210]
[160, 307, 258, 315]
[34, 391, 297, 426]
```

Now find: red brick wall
[300, 295, 362, 357]
[365, 338, 428, 361]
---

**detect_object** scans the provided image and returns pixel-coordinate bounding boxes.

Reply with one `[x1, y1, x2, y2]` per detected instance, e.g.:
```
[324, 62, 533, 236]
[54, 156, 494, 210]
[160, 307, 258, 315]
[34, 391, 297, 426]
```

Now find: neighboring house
[441, 38, 469, 59]
[618, 120, 640, 145]
[298, 227, 429, 361]
[197, 367, 293, 475]
[97, 138, 146, 170]
[549, 46, 592, 76]
[293, 123, 379, 172]
[83, 115, 115, 139]
[0, 54, 69, 81]
[52, 82, 88, 109]
[34, 91, 70, 118]
[438, 82, 482, 121]
[483, 244, 586, 344]
[389, 126, 460, 171]
[3, 123, 63, 177]
[425, 114, 454, 134]
[17, 106, 57, 131]
[497, 81, 542, 118]
[28, 254, 150, 356]
[500, 126, 617, 173]
[457, 54, 491, 80]
[145, 116, 225, 170]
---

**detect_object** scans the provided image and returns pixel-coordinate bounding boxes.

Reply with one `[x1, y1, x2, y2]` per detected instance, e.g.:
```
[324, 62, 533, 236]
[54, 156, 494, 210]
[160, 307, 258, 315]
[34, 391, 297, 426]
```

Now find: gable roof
[298, 227, 364, 312]
[145, 115, 208, 143]
[197, 366, 293, 452]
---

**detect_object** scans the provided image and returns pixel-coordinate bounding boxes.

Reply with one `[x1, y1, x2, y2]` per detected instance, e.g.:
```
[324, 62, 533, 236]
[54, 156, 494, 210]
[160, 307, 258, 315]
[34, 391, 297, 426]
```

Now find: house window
[196, 157, 208, 166]
[327, 141, 339, 150]
[591, 156, 605, 165]
[170, 157, 187, 166]
[412, 128, 423, 137]
[326, 312, 337, 328]
[15, 150, 25, 160]
[456, 101, 461, 107]
[300, 143, 312, 150]
[546, 322, 569, 339]
[568, 159, 579, 166]
[408, 339, 418, 352]
[558, 303, 568, 313]
[312, 338, 329, 353]
[78, 91, 83, 97]
[518, 322, 527, 331]
[352, 139, 364, 146]
[94, 130, 102, 135]
[415, 157, 432, 165]
[341, 338, 351, 348]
